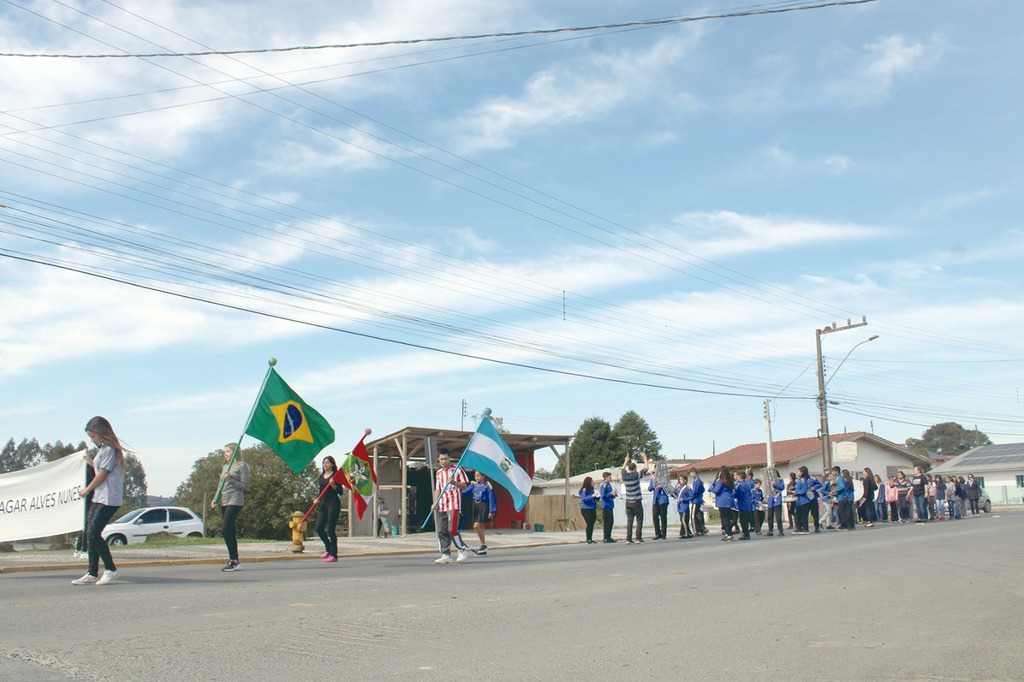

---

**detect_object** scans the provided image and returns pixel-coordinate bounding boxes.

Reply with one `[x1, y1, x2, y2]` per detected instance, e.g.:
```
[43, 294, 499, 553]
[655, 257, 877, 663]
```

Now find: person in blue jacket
[832, 466, 854, 530]
[751, 478, 765, 535]
[807, 473, 824, 532]
[673, 474, 693, 538]
[793, 466, 815, 534]
[733, 470, 755, 540]
[710, 466, 736, 542]
[463, 471, 497, 555]
[689, 468, 708, 536]
[577, 476, 599, 544]
[649, 477, 670, 540]
[765, 471, 785, 537]
[599, 471, 618, 543]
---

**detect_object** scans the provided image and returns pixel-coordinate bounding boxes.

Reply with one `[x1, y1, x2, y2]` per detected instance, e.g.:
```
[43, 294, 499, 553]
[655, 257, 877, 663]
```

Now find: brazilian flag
[245, 368, 336, 473]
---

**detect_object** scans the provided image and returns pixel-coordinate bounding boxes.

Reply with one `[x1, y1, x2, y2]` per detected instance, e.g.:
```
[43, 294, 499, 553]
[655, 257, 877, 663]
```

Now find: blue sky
[2, 0, 1022, 496]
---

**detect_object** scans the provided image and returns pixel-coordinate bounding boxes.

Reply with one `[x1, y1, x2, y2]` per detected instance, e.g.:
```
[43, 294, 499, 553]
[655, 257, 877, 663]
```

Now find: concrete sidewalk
[0, 528, 586, 573]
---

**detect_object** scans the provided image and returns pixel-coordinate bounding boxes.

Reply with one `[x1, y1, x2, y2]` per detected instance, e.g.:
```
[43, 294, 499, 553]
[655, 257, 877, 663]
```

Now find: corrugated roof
[930, 442, 1024, 473]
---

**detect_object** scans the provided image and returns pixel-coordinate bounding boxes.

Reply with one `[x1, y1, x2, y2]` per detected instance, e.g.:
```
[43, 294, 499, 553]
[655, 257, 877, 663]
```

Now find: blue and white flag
[459, 416, 532, 512]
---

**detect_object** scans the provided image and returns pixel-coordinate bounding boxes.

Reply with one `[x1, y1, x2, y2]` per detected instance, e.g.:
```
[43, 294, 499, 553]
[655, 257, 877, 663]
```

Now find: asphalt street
[2, 512, 1022, 681]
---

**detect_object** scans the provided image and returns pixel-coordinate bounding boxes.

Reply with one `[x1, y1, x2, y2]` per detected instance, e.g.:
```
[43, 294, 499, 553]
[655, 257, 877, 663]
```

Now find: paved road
[2, 513, 1022, 681]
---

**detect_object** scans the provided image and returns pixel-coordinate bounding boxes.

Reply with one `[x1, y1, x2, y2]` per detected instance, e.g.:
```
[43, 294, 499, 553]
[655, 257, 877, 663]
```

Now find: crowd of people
[575, 457, 986, 544]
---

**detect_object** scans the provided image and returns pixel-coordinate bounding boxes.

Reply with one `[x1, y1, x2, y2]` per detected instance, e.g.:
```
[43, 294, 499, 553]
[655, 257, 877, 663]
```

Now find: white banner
[0, 451, 89, 542]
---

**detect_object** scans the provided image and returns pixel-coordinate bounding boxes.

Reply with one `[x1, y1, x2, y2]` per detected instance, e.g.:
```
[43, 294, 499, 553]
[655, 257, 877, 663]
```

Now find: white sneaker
[456, 550, 469, 563]
[96, 569, 119, 585]
[71, 573, 98, 585]
[434, 554, 451, 565]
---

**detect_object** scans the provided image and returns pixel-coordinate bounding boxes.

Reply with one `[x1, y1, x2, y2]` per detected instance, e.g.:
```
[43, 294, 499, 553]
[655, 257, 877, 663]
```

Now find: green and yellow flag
[244, 368, 335, 473]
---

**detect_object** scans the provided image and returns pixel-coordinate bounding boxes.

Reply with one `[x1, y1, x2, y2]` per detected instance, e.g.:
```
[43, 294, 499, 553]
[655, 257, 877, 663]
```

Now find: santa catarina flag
[245, 368, 335, 473]
[459, 416, 531, 512]
[339, 433, 375, 520]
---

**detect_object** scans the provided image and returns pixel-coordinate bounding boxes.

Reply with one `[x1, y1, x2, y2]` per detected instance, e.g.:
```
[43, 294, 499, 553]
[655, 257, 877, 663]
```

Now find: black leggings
[221, 505, 242, 561]
[86, 503, 119, 576]
[581, 508, 597, 542]
[317, 499, 341, 556]
[719, 508, 735, 537]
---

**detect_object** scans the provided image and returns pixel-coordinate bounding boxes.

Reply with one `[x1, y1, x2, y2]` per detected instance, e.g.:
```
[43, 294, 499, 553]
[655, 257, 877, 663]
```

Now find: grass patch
[116, 535, 281, 549]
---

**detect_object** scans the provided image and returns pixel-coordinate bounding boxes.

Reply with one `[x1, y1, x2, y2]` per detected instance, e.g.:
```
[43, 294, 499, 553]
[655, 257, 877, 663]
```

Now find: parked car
[979, 487, 992, 513]
[102, 506, 205, 545]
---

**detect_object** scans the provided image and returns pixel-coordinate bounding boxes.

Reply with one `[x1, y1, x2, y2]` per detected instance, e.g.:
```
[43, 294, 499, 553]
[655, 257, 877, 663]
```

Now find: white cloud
[822, 33, 946, 105]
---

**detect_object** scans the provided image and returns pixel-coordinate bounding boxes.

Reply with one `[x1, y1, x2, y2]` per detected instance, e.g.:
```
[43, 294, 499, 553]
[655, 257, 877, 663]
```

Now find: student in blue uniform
[578, 476, 599, 544]
[793, 466, 814, 534]
[464, 471, 497, 555]
[649, 477, 670, 540]
[710, 466, 736, 542]
[673, 474, 693, 538]
[733, 470, 755, 540]
[765, 471, 785, 537]
[751, 478, 765, 535]
[807, 472, 823, 532]
[832, 466, 854, 530]
[689, 468, 707, 536]
[599, 471, 618, 543]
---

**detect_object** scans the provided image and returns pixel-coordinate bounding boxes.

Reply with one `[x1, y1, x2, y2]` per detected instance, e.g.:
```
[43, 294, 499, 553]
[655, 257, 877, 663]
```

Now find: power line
[0, 1, 883, 59]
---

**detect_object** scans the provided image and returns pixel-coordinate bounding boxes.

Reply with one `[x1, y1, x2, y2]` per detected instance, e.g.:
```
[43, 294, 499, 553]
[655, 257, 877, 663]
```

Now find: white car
[102, 506, 205, 545]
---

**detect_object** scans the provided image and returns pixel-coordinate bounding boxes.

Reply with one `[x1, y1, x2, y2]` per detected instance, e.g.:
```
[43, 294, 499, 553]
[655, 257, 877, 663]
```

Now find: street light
[815, 318, 874, 474]
[825, 335, 880, 388]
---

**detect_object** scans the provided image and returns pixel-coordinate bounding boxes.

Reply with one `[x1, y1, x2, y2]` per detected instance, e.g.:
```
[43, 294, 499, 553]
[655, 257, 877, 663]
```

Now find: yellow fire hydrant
[287, 511, 307, 553]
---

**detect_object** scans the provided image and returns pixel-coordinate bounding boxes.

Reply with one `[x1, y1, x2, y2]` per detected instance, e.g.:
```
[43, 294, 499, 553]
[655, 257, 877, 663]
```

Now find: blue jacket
[794, 476, 814, 506]
[710, 479, 735, 509]
[690, 475, 705, 507]
[751, 487, 764, 508]
[464, 482, 497, 512]
[834, 475, 853, 502]
[734, 480, 754, 512]
[649, 479, 670, 506]
[579, 487, 598, 510]
[599, 481, 616, 510]
[766, 479, 785, 508]
[675, 485, 692, 514]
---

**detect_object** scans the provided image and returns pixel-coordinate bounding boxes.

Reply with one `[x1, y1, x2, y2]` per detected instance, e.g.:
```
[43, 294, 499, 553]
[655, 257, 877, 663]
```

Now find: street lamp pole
[815, 317, 870, 475]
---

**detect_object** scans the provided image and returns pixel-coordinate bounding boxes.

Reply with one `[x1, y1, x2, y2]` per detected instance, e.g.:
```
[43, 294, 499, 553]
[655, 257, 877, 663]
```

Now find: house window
[975, 476, 984, 488]
[1016, 475, 1024, 488]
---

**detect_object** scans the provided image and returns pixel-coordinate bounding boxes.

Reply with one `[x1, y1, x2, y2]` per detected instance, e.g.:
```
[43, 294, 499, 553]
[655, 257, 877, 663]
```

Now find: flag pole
[213, 358, 277, 506]
[300, 431, 368, 524]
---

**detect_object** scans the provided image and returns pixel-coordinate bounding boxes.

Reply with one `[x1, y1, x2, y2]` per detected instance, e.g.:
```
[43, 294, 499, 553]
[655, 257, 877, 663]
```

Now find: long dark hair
[322, 455, 338, 474]
[579, 476, 594, 494]
[718, 466, 734, 489]
[85, 416, 125, 467]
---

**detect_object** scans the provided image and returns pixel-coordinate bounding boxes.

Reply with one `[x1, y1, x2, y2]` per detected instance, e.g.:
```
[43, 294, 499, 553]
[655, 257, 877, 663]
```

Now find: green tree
[555, 416, 621, 478]
[905, 422, 991, 458]
[174, 444, 319, 540]
[42, 440, 89, 462]
[611, 410, 663, 461]
[0, 438, 44, 473]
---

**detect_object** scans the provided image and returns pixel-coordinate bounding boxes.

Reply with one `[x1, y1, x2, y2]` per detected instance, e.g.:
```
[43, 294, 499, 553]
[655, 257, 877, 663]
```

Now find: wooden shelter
[358, 426, 571, 537]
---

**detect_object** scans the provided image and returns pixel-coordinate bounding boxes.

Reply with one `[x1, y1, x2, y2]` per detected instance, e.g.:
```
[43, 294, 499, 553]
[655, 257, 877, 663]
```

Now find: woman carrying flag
[464, 470, 497, 555]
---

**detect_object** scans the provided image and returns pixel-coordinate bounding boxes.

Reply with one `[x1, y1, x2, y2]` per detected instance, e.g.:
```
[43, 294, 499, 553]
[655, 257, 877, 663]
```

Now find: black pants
[690, 506, 706, 535]
[678, 511, 691, 537]
[753, 509, 765, 533]
[837, 499, 855, 529]
[221, 504, 242, 561]
[786, 503, 795, 528]
[602, 508, 614, 540]
[719, 508, 735, 537]
[767, 505, 783, 534]
[86, 503, 119, 576]
[316, 499, 340, 557]
[810, 501, 821, 530]
[625, 502, 644, 541]
[652, 503, 668, 538]
[863, 499, 876, 523]
[795, 503, 811, 532]
[738, 510, 753, 538]
[582, 508, 597, 542]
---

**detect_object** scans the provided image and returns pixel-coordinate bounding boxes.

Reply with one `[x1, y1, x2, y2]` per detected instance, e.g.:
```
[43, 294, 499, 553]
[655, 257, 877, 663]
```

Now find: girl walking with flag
[316, 456, 343, 563]
[464, 470, 497, 555]
[212, 443, 249, 572]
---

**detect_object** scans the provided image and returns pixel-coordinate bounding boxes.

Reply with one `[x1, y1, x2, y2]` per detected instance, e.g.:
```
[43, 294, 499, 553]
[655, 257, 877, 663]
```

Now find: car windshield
[112, 509, 145, 524]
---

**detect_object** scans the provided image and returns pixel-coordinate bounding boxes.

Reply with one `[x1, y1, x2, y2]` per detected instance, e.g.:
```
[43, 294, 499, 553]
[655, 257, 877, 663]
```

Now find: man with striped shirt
[434, 448, 471, 564]
[621, 452, 650, 544]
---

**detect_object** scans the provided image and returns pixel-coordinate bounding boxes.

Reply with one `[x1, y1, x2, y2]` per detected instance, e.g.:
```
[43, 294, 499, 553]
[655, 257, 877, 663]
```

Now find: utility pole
[461, 399, 467, 431]
[764, 399, 775, 471]
[816, 317, 868, 476]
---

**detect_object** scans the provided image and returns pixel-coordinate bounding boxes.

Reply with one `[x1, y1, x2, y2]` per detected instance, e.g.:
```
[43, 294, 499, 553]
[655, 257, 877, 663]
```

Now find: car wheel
[187, 532, 203, 538]
[983, 500, 991, 513]
[107, 534, 127, 546]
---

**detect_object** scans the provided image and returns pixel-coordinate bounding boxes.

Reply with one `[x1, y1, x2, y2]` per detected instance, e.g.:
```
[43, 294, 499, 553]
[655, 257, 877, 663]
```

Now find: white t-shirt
[92, 445, 124, 506]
